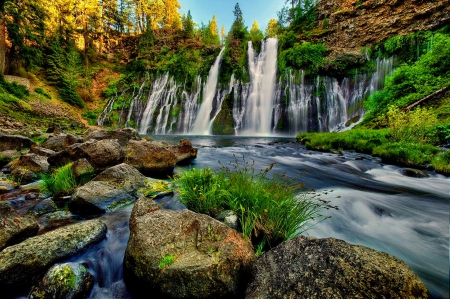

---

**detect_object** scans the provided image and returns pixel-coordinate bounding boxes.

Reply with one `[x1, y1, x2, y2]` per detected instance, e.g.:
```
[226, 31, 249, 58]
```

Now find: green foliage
[432, 150, 450, 175]
[372, 142, 439, 168]
[0, 75, 29, 98]
[212, 92, 235, 135]
[278, 42, 327, 74]
[366, 33, 450, 118]
[45, 39, 85, 107]
[40, 163, 78, 196]
[174, 158, 329, 250]
[291, 0, 317, 32]
[158, 254, 177, 270]
[34, 87, 51, 99]
[181, 10, 195, 39]
[387, 106, 437, 143]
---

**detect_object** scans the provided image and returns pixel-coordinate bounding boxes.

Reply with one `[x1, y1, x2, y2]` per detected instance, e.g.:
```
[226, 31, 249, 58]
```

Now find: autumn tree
[249, 20, 263, 48]
[162, 0, 181, 29]
[220, 24, 226, 44]
[265, 18, 278, 37]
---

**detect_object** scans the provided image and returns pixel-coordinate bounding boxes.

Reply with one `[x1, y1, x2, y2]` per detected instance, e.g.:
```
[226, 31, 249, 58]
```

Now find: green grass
[297, 129, 449, 174]
[174, 157, 330, 250]
[40, 163, 79, 196]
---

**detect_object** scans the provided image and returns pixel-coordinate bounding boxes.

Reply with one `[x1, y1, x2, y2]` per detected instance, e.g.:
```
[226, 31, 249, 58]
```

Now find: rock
[0, 133, 33, 151]
[125, 140, 177, 177]
[48, 139, 124, 172]
[399, 168, 429, 178]
[9, 153, 50, 183]
[70, 163, 170, 215]
[29, 146, 56, 157]
[124, 199, 255, 298]
[84, 128, 141, 148]
[0, 179, 16, 193]
[41, 133, 82, 152]
[216, 210, 239, 230]
[28, 262, 94, 299]
[245, 236, 430, 299]
[0, 219, 106, 289]
[0, 150, 20, 167]
[0, 202, 39, 251]
[71, 158, 94, 180]
[29, 198, 58, 216]
[168, 139, 198, 163]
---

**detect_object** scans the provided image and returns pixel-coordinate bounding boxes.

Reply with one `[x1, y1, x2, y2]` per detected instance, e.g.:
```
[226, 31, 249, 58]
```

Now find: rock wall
[314, 0, 450, 56]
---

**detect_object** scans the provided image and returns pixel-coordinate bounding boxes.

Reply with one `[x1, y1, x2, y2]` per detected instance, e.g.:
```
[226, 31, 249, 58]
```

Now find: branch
[404, 86, 449, 111]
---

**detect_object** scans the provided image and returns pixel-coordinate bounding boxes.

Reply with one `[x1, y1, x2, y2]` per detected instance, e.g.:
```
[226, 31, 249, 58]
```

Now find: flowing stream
[8, 137, 448, 299]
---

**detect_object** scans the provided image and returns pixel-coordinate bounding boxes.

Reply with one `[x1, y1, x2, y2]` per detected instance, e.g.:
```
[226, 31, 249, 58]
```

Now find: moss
[138, 179, 171, 198]
[107, 197, 134, 211]
[211, 93, 235, 135]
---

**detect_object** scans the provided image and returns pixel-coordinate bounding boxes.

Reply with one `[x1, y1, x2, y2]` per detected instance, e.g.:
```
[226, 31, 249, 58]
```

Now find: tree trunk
[0, 17, 6, 74]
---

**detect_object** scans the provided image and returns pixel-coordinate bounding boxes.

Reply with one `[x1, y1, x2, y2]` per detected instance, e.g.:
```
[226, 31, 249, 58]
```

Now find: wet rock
[168, 139, 198, 163]
[84, 128, 141, 148]
[29, 198, 58, 216]
[29, 146, 56, 157]
[245, 236, 429, 299]
[0, 202, 39, 251]
[399, 168, 429, 178]
[125, 140, 177, 177]
[28, 262, 94, 299]
[0, 219, 106, 289]
[0, 179, 16, 193]
[70, 163, 169, 215]
[48, 139, 124, 172]
[124, 199, 255, 298]
[0, 133, 33, 151]
[41, 133, 82, 152]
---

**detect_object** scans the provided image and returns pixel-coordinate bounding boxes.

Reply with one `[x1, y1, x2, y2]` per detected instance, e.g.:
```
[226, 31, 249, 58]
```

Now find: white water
[240, 38, 278, 135]
[191, 48, 225, 135]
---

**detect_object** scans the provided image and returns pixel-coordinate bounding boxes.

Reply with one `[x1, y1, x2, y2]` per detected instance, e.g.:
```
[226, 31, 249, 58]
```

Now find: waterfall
[240, 38, 278, 135]
[191, 48, 225, 135]
[178, 76, 202, 134]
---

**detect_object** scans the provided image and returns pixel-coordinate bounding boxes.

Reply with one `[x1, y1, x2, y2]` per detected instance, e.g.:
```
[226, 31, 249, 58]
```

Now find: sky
[178, 0, 286, 34]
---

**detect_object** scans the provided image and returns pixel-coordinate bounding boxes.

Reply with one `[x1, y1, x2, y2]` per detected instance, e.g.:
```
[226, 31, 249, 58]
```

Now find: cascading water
[98, 39, 394, 136]
[191, 48, 225, 135]
[240, 38, 278, 135]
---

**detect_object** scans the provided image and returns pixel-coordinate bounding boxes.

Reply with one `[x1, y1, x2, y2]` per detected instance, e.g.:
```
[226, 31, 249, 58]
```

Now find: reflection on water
[9, 136, 449, 298]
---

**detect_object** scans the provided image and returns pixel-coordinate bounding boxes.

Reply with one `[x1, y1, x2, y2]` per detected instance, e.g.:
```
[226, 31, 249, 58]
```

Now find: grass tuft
[40, 163, 78, 196]
[174, 157, 331, 251]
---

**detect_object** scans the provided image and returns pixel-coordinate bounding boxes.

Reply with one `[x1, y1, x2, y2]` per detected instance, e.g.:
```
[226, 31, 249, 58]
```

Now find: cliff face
[314, 0, 450, 56]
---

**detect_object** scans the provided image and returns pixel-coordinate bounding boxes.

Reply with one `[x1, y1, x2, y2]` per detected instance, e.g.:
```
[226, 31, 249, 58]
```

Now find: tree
[206, 15, 220, 45]
[265, 18, 278, 37]
[162, 0, 181, 29]
[249, 20, 263, 47]
[181, 10, 194, 38]
[220, 24, 226, 44]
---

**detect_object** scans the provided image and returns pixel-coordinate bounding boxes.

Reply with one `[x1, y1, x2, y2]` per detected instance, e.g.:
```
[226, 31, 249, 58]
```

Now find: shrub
[174, 158, 330, 250]
[278, 42, 327, 74]
[432, 150, 450, 175]
[34, 87, 51, 99]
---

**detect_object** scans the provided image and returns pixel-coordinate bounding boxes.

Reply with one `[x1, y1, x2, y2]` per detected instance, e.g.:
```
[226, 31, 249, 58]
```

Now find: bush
[278, 42, 327, 74]
[34, 87, 51, 99]
[432, 150, 450, 175]
[174, 158, 329, 250]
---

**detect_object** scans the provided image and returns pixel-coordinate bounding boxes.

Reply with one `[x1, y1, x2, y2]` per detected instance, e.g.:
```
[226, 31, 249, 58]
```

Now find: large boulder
[245, 236, 430, 299]
[0, 133, 33, 151]
[0, 219, 106, 289]
[0, 202, 39, 251]
[47, 139, 124, 172]
[29, 146, 56, 157]
[124, 198, 255, 298]
[9, 153, 50, 183]
[84, 128, 141, 148]
[28, 262, 94, 299]
[168, 139, 198, 163]
[125, 140, 177, 177]
[70, 163, 170, 215]
[41, 133, 82, 152]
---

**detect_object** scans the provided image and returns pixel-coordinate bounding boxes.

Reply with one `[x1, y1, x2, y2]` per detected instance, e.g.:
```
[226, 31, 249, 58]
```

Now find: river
[10, 136, 449, 298]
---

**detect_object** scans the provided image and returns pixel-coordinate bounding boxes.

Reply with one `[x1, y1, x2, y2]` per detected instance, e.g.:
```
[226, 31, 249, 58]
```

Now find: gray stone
[28, 262, 94, 299]
[0, 219, 106, 289]
[48, 139, 124, 172]
[41, 133, 82, 152]
[29, 146, 56, 157]
[0, 202, 39, 250]
[124, 198, 255, 298]
[84, 128, 141, 148]
[0, 133, 33, 151]
[29, 198, 58, 216]
[245, 236, 430, 299]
